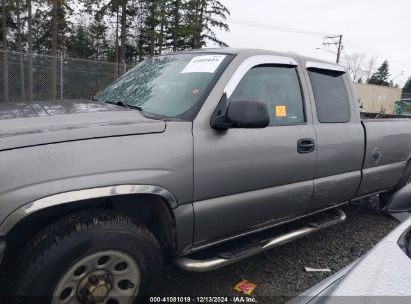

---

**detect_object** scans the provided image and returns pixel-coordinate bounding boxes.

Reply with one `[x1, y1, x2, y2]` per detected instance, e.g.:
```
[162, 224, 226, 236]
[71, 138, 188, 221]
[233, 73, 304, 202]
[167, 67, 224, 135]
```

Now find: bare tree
[364, 56, 378, 83]
[2, 0, 9, 102]
[342, 53, 365, 83]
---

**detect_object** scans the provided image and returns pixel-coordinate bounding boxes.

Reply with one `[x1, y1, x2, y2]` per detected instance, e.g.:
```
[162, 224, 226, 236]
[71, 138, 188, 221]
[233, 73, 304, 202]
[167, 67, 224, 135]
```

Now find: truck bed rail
[361, 112, 411, 119]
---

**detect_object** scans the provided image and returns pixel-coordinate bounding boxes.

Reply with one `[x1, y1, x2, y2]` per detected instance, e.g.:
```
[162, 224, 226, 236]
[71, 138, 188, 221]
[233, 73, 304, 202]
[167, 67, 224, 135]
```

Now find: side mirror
[384, 183, 411, 213]
[211, 100, 270, 130]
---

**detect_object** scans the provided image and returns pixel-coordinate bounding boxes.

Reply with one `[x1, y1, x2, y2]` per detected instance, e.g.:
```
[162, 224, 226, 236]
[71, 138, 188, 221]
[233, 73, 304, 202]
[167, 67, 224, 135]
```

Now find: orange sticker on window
[276, 105, 287, 117]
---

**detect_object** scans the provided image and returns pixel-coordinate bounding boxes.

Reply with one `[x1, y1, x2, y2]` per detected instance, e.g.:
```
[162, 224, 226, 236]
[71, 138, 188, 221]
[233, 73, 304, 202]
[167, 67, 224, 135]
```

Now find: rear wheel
[10, 210, 163, 304]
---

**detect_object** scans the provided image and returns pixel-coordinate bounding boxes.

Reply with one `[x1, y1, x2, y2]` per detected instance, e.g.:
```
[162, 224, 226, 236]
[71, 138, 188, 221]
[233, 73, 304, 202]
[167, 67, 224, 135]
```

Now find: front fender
[0, 184, 178, 236]
[0, 122, 194, 236]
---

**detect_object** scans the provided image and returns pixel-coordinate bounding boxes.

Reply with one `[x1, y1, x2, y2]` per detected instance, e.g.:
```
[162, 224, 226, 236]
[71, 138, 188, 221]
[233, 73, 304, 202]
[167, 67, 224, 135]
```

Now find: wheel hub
[52, 250, 141, 304]
[78, 270, 113, 303]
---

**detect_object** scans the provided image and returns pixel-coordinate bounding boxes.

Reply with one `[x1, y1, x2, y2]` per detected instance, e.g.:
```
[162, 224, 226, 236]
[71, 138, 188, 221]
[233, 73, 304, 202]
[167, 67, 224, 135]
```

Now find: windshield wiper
[125, 104, 144, 111]
[104, 100, 143, 112]
[96, 98, 166, 120]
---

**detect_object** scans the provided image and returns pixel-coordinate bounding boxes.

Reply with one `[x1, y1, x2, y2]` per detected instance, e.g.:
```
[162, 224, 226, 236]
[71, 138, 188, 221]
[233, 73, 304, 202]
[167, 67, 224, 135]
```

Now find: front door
[192, 56, 317, 247]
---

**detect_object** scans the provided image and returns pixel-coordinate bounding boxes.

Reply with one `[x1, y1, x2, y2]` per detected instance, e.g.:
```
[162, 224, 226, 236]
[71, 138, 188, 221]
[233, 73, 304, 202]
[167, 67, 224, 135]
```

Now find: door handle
[297, 138, 315, 154]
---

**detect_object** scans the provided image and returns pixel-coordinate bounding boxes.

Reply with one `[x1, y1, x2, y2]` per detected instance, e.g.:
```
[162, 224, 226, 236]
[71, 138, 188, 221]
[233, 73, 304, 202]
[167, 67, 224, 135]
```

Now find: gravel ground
[159, 197, 399, 303]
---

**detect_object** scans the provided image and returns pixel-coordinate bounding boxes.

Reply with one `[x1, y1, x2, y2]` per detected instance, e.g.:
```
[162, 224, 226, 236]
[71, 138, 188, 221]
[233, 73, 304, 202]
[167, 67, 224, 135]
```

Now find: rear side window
[309, 69, 351, 123]
[228, 65, 305, 126]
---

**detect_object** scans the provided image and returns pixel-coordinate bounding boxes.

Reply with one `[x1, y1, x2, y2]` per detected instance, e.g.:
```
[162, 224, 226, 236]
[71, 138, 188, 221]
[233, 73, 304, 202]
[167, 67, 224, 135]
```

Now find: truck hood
[0, 100, 166, 151]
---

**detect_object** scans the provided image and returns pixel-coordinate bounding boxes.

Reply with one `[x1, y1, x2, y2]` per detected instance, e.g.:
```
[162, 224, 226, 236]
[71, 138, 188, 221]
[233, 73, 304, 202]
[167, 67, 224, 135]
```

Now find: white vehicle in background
[290, 184, 411, 303]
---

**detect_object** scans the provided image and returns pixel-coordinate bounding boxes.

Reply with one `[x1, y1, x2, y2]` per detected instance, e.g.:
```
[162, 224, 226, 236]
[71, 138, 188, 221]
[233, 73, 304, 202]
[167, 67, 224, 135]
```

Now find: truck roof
[177, 47, 340, 67]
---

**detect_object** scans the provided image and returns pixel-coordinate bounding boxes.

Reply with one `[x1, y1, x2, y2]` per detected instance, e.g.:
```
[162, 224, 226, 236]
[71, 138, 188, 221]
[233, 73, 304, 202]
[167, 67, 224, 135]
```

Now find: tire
[8, 209, 163, 304]
[380, 169, 411, 209]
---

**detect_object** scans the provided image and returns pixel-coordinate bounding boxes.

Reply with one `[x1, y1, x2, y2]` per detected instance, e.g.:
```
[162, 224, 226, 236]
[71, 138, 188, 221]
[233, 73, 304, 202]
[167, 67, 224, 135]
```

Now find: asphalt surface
[160, 197, 399, 303]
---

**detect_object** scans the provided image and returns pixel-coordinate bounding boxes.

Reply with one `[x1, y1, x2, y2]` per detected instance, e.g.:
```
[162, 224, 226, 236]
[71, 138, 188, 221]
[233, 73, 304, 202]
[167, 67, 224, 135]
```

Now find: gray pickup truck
[1, 48, 411, 303]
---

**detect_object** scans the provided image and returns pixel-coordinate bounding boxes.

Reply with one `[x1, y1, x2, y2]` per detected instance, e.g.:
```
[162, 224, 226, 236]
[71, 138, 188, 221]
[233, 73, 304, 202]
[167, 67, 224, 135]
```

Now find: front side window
[95, 53, 231, 120]
[228, 65, 305, 126]
[308, 69, 351, 123]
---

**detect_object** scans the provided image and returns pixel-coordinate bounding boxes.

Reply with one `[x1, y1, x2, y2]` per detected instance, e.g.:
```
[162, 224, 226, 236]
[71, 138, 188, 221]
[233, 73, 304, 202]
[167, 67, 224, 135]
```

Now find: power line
[227, 18, 345, 63]
[227, 18, 409, 80]
[322, 35, 343, 63]
[227, 18, 329, 37]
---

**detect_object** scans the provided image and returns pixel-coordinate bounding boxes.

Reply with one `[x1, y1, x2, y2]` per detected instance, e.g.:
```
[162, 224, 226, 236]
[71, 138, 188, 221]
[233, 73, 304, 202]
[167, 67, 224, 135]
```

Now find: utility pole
[323, 34, 343, 63]
[336, 35, 343, 63]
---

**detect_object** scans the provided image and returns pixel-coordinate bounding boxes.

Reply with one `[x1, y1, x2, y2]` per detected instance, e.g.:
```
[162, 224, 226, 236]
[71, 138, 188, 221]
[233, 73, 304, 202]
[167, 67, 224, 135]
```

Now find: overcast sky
[209, 0, 410, 87]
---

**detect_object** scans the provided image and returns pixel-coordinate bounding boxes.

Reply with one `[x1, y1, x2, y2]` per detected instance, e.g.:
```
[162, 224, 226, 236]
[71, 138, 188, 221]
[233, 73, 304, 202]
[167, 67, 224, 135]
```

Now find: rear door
[302, 60, 364, 211]
[192, 55, 317, 247]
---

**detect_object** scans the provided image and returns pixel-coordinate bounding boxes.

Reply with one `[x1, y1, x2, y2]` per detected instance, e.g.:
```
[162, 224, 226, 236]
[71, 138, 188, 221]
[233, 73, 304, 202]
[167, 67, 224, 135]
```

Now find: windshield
[94, 53, 231, 120]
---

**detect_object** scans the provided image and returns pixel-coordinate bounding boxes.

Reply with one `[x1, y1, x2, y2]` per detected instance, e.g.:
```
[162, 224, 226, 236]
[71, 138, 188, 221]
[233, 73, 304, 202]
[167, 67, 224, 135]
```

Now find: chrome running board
[175, 209, 346, 272]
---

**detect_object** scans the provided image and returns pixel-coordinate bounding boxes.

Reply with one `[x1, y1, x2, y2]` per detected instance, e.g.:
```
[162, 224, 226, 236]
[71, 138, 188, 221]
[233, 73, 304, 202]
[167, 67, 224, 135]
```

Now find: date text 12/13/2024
[149, 296, 257, 303]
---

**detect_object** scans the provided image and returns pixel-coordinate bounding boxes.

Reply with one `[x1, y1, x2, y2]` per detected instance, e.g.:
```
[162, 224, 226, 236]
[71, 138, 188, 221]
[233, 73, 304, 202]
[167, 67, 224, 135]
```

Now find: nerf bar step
[175, 209, 346, 272]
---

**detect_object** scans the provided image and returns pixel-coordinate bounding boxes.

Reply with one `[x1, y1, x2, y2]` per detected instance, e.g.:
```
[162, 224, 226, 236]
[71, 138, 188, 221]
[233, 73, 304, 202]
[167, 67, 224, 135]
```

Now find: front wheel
[10, 210, 163, 304]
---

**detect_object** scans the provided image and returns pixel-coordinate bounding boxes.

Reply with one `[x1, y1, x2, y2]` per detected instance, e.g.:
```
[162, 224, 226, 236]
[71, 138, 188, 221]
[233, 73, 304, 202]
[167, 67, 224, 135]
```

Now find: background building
[355, 83, 402, 114]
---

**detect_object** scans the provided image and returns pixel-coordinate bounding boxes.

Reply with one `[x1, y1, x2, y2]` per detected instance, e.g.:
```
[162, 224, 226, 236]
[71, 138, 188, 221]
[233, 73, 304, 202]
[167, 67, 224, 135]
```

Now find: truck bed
[355, 116, 411, 197]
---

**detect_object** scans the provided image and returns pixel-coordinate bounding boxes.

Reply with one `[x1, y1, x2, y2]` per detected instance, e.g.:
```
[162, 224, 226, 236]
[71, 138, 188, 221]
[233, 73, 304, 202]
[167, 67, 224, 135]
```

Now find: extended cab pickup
[1, 48, 411, 301]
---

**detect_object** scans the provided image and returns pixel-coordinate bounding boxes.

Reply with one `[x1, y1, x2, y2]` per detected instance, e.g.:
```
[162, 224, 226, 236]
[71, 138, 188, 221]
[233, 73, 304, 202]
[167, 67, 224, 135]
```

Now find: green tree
[25, 1, 73, 53]
[402, 76, 411, 99]
[5, 0, 230, 61]
[27, 0, 33, 100]
[14, 0, 26, 101]
[185, 0, 229, 48]
[25, 1, 74, 98]
[52, 0, 73, 98]
[2, 0, 36, 100]
[368, 60, 390, 86]
[89, 0, 138, 75]
[138, 0, 170, 56]
[89, 19, 110, 60]
[66, 26, 94, 59]
[168, 0, 186, 52]
[138, 0, 158, 56]
[1, 0, 9, 102]
[137, 0, 230, 56]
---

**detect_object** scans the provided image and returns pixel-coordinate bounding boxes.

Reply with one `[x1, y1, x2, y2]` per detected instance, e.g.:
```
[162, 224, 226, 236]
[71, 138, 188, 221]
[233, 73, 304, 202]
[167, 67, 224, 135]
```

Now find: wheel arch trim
[0, 184, 178, 236]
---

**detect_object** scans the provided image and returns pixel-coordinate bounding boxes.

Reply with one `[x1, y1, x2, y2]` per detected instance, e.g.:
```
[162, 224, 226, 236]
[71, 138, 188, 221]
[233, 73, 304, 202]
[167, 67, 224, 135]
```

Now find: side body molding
[0, 185, 178, 236]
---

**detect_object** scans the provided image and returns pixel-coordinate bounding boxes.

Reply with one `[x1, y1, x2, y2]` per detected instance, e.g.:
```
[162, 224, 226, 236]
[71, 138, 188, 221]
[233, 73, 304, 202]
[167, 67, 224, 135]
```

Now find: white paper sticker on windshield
[181, 55, 226, 74]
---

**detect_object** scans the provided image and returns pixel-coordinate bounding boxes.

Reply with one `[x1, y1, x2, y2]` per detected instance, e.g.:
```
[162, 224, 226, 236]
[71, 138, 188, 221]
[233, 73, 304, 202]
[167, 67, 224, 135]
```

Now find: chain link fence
[1, 50, 409, 107]
[0, 50, 130, 102]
